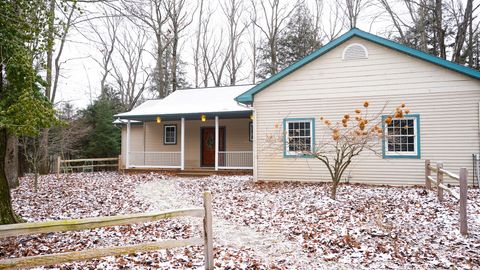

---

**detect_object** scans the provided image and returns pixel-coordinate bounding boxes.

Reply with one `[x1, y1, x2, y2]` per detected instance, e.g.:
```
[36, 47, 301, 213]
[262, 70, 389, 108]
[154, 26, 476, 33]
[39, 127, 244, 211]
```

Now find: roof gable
[235, 28, 480, 104]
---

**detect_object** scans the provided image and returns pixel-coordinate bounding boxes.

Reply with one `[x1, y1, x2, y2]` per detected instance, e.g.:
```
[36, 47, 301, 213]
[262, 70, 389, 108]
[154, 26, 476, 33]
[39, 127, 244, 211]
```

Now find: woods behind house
[1, 0, 479, 187]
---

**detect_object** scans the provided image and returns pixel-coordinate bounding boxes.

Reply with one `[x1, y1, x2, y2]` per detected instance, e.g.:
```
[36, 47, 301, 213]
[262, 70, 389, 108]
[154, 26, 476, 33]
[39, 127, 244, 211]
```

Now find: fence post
[56, 156, 61, 179]
[117, 155, 122, 172]
[425, 159, 431, 189]
[203, 191, 213, 270]
[459, 168, 468, 236]
[437, 163, 444, 202]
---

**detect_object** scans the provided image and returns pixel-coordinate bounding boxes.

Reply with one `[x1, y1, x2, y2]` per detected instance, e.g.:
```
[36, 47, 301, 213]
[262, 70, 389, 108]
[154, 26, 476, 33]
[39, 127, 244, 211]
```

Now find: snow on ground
[1, 172, 479, 269]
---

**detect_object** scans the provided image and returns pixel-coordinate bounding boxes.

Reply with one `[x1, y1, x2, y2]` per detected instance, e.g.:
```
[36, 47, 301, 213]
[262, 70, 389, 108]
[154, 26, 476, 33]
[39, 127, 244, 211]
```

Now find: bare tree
[338, 0, 371, 29]
[266, 102, 411, 199]
[247, 1, 259, 84]
[88, 8, 121, 95]
[40, 0, 80, 174]
[45, 0, 81, 104]
[221, 0, 248, 85]
[204, 30, 231, 86]
[119, 0, 171, 98]
[324, 1, 346, 41]
[451, 0, 474, 63]
[164, 0, 194, 92]
[18, 137, 42, 192]
[193, 0, 204, 88]
[198, 6, 215, 87]
[253, 0, 294, 77]
[49, 103, 91, 161]
[313, 0, 324, 39]
[379, 0, 479, 64]
[112, 28, 151, 110]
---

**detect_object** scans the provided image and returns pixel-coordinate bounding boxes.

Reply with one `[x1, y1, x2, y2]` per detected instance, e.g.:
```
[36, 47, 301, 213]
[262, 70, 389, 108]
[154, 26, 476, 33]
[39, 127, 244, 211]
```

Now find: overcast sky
[53, 0, 470, 110]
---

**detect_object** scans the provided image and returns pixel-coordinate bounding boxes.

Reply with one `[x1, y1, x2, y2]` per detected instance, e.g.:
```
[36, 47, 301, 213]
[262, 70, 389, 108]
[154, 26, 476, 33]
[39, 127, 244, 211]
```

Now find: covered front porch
[121, 114, 253, 171]
[115, 85, 256, 172]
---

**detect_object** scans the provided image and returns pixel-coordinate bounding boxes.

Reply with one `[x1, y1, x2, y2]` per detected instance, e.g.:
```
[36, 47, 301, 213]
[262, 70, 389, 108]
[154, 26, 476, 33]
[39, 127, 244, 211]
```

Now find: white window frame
[383, 115, 420, 158]
[284, 118, 314, 157]
[164, 124, 177, 145]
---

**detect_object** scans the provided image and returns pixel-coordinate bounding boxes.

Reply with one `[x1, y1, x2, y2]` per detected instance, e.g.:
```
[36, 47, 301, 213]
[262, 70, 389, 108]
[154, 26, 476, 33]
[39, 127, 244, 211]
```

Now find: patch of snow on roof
[116, 85, 253, 118]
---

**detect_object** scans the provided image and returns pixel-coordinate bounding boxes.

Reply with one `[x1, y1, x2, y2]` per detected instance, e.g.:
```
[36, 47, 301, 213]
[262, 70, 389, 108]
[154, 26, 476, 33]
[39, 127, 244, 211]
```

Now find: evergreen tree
[256, 38, 276, 80]
[80, 89, 123, 158]
[277, 1, 321, 70]
[256, 1, 321, 79]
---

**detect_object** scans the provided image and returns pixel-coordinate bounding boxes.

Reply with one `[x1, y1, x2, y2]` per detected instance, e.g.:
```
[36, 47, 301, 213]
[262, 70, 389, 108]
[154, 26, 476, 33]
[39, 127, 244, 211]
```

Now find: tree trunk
[452, 0, 473, 63]
[171, 35, 178, 92]
[38, 129, 50, 174]
[45, 0, 55, 101]
[330, 179, 340, 200]
[0, 128, 19, 224]
[39, 0, 55, 175]
[270, 40, 277, 75]
[34, 170, 38, 193]
[5, 133, 19, 188]
[435, 0, 446, 59]
[194, 0, 203, 88]
[156, 33, 166, 98]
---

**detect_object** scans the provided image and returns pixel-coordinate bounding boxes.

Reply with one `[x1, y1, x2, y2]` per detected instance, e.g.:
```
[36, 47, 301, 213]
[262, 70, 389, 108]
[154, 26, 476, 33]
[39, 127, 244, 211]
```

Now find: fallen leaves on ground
[1, 172, 479, 269]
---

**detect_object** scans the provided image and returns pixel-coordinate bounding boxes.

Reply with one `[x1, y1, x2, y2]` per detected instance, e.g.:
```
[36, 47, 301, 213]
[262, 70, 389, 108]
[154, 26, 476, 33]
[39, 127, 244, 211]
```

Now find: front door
[201, 127, 225, 167]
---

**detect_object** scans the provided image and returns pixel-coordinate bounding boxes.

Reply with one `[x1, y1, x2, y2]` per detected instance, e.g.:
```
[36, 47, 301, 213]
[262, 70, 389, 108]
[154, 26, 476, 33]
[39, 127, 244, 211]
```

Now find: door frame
[200, 126, 226, 167]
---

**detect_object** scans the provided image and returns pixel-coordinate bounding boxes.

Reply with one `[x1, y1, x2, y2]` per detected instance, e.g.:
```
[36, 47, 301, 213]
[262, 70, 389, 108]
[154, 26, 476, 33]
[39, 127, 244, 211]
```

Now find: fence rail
[425, 160, 468, 235]
[56, 156, 120, 177]
[0, 192, 214, 270]
[218, 151, 253, 169]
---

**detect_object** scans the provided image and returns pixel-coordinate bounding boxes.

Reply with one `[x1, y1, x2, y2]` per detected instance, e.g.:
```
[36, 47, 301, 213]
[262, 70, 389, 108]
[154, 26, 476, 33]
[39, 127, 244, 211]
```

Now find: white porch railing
[128, 151, 181, 168]
[218, 151, 253, 169]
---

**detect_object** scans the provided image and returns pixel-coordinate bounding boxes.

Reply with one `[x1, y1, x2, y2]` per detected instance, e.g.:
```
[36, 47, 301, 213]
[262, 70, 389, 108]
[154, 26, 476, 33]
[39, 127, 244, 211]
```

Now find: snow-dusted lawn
[1, 172, 479, 269]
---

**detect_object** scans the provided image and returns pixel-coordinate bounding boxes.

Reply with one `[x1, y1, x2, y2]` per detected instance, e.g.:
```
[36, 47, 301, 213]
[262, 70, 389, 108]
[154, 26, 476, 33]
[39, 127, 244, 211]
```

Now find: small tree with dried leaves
[268, 102, 411, 200]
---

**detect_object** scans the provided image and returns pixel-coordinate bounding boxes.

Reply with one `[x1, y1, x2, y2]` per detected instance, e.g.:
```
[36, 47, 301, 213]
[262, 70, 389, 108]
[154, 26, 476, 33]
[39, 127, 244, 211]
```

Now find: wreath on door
[206, 134, 215, 150]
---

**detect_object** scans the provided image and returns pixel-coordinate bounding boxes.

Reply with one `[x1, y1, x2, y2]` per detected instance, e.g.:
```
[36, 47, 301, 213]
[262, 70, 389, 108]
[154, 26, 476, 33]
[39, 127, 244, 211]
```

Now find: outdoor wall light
[250, 114, 254, 120]
[156, 116, 161, 124]
[201, 114, 206, 122]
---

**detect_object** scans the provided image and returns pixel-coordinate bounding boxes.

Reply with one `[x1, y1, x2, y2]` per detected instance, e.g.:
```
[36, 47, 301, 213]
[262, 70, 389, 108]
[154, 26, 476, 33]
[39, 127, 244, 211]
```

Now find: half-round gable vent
[342, 43, 368, 60]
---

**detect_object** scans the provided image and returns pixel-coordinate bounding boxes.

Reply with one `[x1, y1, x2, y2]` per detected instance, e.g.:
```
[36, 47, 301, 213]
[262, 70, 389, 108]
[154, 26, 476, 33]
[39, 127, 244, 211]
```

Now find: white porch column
[253, 110, 258, 181]
[215, 116, 219, 171]
[126, 120, 131, 169]
[181, 117, 185, 171]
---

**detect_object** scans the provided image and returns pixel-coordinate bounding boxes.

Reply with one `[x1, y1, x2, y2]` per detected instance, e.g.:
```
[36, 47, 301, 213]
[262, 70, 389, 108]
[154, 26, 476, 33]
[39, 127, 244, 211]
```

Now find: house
[116, 28, 480, 185]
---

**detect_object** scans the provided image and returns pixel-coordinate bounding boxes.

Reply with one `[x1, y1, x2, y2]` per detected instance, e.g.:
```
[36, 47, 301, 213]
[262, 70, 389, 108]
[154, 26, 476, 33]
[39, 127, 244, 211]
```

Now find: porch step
[176, 171, 215, 177]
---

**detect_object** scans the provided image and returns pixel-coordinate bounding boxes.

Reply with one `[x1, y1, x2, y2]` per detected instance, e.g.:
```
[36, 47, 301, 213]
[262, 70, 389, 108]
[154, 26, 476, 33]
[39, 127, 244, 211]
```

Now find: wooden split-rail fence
[424, 160, 468, 235]
[0, 192, 214, 270]
[56, 156, 121, 177]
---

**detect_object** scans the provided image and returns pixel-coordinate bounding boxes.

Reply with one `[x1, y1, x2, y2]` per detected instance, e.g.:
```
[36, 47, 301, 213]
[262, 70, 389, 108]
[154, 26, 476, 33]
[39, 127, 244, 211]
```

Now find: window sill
[383, 154, 420, 159]
[284, 154, 316, 158]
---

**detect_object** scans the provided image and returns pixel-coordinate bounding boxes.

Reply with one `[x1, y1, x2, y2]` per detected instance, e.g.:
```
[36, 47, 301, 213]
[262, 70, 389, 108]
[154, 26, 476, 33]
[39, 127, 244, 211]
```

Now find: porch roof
[115, 84, 254, 121]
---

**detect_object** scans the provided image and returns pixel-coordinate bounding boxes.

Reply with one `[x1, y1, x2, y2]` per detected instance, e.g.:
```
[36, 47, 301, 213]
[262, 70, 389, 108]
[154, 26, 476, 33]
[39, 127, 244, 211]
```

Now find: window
[383, 114, 420, 158]
[164, 124, 177, 145]
[284, 118, 315, 157]
[249, 122, 253, 142]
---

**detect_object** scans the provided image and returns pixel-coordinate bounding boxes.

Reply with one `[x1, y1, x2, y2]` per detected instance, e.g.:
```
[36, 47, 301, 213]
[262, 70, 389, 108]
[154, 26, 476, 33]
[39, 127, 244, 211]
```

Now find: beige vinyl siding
[121, 118, 252, 168]
[254, 37, 480, 185]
